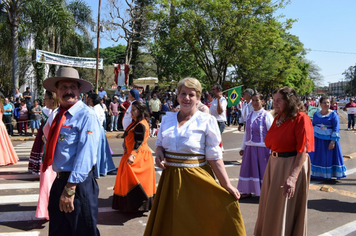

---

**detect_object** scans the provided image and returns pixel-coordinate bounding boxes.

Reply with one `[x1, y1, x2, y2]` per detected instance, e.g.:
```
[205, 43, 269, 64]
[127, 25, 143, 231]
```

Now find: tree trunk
[11, 24, 19, 94]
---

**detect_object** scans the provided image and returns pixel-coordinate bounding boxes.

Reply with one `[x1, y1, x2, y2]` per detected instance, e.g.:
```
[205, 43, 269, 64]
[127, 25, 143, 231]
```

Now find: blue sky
[87, 0, 356, 86]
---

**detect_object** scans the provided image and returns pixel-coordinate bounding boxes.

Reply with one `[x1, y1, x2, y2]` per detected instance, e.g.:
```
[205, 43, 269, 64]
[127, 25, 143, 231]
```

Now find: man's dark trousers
[2, 114, 13, 135]
[48, 172, 100, 236]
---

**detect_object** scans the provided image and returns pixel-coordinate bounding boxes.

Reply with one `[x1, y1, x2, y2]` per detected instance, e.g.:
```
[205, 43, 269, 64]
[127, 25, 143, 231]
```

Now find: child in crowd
[231, 106, 240, 126]
[150, 117, 160, 138]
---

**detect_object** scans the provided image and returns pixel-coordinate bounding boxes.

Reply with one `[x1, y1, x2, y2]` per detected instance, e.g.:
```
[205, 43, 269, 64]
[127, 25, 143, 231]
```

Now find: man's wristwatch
[64, 186, 76, 196]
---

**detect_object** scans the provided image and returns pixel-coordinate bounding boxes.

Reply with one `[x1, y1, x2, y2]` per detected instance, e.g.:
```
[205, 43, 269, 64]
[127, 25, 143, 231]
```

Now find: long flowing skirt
[112, 148, 155, 212]
[35, 164, 56, 220]
[28, 126, 44, 175]
[0, 121, 18, 166]
[237, 146, 270, 196]
[94, 128, 116, 177]
[144, 164, 246, 236]
[254, 155, 310, 236]
[309, 138, 346, 180]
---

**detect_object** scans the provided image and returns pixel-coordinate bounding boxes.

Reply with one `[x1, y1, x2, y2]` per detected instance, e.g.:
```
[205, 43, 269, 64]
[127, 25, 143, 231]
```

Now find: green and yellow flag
[227, 86, 242, 107]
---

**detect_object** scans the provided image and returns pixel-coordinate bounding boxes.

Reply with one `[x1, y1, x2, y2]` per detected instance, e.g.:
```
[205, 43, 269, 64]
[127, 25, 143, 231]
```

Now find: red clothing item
[330, 102, 338, 113]
[265, 112, 314, 153]
[345, 102, 356, 108]
[114, 64, 130, 85]
[310, 101, 317, 107]
[121, 101, 131, 120]
[122, 101, 130, 110]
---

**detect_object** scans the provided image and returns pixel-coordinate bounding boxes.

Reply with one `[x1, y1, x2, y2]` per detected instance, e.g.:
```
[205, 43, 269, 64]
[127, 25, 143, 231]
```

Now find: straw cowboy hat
[42, 67, 93, 93]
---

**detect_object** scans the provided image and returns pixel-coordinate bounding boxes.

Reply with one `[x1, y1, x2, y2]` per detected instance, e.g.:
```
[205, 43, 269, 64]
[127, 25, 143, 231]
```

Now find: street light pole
[95, 0, 102, 94]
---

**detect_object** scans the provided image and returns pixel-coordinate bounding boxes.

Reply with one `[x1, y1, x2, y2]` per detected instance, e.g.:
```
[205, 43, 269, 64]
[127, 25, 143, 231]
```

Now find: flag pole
[222, 85, 243, 93]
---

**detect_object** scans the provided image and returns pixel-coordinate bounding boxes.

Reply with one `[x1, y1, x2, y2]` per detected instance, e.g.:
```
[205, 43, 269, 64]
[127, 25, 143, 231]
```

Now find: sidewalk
[338, 110, 356, 158]
[9, 127, 125, 142]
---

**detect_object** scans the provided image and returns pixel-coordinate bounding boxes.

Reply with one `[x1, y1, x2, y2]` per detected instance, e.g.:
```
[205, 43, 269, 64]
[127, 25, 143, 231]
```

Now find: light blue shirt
[98, 90, 107, 98]
[3, 103, 12, 115]
[118, 96, 125, 104]
[52, 101, 101, 183]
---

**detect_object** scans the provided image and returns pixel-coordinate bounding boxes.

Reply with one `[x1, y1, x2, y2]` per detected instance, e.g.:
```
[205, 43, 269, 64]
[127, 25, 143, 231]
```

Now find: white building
[329, 81, 348, 96]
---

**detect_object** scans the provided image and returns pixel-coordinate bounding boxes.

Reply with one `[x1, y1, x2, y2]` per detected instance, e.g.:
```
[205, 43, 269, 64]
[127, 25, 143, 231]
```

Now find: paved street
[0, 110, 356, 236]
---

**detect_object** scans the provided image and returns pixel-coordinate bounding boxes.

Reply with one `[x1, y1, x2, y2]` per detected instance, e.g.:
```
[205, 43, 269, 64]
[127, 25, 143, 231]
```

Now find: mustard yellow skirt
[144, 162, 246, 236]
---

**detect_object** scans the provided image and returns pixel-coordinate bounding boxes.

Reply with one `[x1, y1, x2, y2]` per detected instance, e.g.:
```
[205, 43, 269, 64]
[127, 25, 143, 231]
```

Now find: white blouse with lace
[156, 111, 223, 160]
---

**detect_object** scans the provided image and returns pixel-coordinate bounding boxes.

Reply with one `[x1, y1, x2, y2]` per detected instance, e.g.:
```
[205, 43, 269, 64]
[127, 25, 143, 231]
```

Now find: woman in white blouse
[238, 92, 274, 198]
[144, 78, 246, 236]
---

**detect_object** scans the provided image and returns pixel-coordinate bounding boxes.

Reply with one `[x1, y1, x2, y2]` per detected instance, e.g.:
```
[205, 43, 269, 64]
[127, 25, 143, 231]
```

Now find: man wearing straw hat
[42, 67, 101, 236]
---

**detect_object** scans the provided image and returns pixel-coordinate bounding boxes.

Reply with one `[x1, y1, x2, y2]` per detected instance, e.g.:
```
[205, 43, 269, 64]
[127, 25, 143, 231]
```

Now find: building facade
[329, 81, 348, 96]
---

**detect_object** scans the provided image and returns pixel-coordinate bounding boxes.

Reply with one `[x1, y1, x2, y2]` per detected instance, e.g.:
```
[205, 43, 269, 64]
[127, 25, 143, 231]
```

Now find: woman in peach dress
[0, 98, 19, 166]
[35, 91, 59, 220]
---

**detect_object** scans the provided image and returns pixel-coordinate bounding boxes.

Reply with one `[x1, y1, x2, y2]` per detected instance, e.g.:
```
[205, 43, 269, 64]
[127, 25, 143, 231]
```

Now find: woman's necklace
[276, 116, 288, 127]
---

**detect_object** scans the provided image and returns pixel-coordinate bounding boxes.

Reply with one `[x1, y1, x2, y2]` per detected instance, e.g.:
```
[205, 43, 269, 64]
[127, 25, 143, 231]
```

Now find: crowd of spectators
[2, 85, 356, 138]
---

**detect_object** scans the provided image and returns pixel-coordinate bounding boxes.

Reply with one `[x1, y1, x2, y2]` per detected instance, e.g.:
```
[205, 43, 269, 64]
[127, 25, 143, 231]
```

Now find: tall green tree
[22, 0, 94, 98]
[148, 2, 207, 83]
[149, 0, 312, 94]
[343, 65, 356, 95]
[99, 45, 126, 65]
[151, 0, 289, 85]
[23, 0, 74, 99]
[1, 0, 28, 94]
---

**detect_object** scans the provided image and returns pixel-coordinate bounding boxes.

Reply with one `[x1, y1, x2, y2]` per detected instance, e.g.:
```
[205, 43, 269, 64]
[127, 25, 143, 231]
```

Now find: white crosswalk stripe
[14, 141, 33, 156]
[0, 194, 39, 204]
[0, 140, 42, 234]
[0, 183, 39, 190]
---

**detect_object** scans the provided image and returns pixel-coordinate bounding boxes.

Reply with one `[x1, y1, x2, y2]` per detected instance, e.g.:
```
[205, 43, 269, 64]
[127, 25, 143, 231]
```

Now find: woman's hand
[239, 150, 244, 156]
[328, 141, 335, 150]
[224, 184, 241, 200]
[127, 154, 135, 165]
[283, 176, 297, 199]
[155, 146, 165, 169]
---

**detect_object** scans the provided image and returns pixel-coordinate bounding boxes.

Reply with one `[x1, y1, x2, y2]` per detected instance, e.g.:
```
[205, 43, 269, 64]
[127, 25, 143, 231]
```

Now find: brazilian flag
[227, 86, 242, 107]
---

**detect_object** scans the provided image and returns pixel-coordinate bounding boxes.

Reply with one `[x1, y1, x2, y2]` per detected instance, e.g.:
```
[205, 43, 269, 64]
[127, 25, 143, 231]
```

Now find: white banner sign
[36, 49, 103, 70]
[347, 107, 356, 114]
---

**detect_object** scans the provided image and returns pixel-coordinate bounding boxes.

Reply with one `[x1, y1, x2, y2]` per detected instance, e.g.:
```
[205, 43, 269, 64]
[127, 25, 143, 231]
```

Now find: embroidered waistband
[164, 152, 206, 167]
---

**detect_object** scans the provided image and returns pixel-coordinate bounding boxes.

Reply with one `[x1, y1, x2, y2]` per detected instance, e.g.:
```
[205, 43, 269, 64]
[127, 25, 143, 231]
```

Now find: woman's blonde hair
[177, 77, 202, 98]
[45, 90, 59, 109]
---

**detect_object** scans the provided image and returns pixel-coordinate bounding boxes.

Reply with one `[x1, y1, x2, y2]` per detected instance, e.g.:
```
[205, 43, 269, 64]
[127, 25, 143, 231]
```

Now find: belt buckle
[271, 151, 278, 158]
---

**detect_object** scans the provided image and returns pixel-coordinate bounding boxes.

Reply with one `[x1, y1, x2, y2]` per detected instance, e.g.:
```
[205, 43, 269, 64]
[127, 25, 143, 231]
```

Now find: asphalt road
[0, 110, 356, 236]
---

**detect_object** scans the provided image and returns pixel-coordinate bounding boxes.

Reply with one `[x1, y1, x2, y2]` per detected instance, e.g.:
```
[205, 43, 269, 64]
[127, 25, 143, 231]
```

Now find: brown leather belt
[271, 151, 297, 158]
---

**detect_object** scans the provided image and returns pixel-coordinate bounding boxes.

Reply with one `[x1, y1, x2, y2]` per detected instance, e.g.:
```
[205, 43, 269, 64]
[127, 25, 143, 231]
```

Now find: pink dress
[0, 112, 19, 166]
[35, 108, 56, 220]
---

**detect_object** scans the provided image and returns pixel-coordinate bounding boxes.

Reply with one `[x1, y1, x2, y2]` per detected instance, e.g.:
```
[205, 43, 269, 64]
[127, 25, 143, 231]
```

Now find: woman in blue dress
[309, 95, 347, 180]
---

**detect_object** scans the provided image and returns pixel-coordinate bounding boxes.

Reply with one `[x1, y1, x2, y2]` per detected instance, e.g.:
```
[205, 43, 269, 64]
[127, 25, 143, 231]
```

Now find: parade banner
[308, 106, 318, 119]
[227, 86, 242, 107]
[347, 107, 356, 114]
[36, 49, 103, 70]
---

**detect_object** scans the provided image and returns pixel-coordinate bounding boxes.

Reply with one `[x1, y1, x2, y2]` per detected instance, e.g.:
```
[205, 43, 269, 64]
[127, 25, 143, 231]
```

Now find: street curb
[344, 152, 356, 159]
[10, 131, 124, 142]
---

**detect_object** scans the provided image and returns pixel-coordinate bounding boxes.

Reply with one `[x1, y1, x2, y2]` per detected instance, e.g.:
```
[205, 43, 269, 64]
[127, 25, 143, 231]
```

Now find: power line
[323, 73, 342, 77]
[310, 49, 356, 55]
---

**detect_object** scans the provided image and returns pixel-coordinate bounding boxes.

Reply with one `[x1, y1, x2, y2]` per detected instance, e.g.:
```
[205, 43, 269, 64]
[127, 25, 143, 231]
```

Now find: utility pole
[95, 0, 102, 94]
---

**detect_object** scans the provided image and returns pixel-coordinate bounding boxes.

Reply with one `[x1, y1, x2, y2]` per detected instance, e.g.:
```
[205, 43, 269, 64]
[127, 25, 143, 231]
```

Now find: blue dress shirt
[52, 101, 101, 183]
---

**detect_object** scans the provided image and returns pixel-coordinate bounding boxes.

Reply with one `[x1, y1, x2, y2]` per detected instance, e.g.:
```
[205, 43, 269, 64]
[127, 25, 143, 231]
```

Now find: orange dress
[112, 119, 155, 212]
[0, 112, 19, 166]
